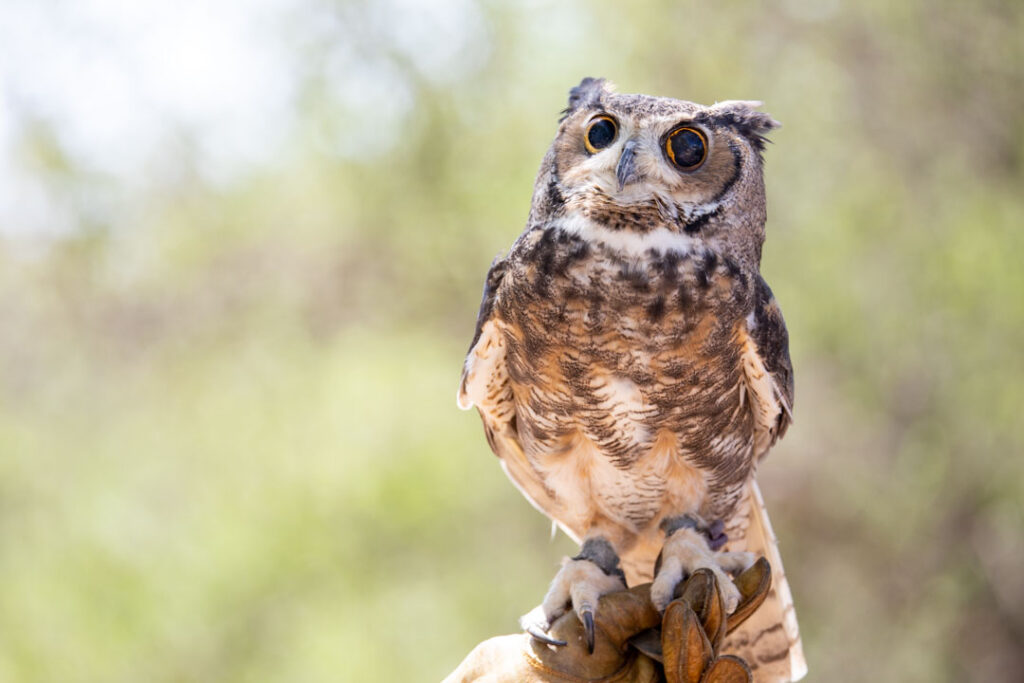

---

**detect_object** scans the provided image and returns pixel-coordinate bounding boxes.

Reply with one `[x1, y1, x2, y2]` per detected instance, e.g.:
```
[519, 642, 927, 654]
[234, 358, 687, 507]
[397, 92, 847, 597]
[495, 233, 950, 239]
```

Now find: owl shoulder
[748, 275, 793, 408]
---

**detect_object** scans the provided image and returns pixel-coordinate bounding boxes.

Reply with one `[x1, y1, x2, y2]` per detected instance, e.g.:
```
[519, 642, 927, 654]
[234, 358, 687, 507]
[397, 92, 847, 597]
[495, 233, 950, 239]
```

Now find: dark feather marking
[696, 266, 710, 289]
[646, 295, 666, 322]
[723, 256, 741, 277]
[532, 272, 549, 296]
[619, 263, 650, 291]
[701, 251, 718, 279]
[537, 227, 557, 274]
[522, 330, 548, 361]
[466, 256, 508, 352]
[750, 276, 795, 413]
[483, 423, 500, 456]
[569, 240, 590, 261]
[660, 360, 689, 379]
[546, 164, 565, 209]
[708, 141, 745, 205]
[756, 648, 792, 665]
[655, 250, 686, 283]
[559, 356, 587, 381]
[750, 623, 786, 646]
[683, 205, 722, 234]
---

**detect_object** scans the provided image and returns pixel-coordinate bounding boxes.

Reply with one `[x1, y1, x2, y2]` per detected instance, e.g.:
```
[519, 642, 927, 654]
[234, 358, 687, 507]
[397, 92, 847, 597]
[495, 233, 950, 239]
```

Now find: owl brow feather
[693, 106, 780, 153]
[560, 77, 611, 121]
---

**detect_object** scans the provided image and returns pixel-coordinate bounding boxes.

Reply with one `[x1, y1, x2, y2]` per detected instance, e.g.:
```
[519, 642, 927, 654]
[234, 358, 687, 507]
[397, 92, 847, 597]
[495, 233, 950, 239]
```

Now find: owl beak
[615, 139, 641, 191]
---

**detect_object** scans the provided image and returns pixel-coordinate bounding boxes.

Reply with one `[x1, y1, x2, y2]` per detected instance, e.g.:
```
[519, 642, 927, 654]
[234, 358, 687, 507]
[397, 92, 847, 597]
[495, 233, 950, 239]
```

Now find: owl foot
[650, 521, 755, 614]
[522, 537, 627, 653]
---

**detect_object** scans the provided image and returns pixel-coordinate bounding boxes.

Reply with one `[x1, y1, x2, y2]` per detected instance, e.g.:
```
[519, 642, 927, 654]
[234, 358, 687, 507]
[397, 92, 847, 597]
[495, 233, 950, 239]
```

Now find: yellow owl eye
[665, 126, 708, 171]
[584, 115, 618, 154]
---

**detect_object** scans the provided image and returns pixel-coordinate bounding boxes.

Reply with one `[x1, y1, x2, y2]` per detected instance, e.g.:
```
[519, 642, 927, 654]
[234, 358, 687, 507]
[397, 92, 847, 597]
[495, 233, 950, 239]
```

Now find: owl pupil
[669, 129, 706, 169]
[587, 119, 616, 150]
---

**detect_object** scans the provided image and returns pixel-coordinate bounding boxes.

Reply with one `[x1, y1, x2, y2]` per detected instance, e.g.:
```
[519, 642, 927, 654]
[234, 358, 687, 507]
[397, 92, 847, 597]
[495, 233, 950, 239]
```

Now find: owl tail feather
[722, 481, 807, 682]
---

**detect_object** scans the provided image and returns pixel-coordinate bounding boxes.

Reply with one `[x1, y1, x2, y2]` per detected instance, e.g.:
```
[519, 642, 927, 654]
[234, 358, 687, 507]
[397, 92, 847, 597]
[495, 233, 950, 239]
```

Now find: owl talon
[520, 604, 567, 646]
[581, 607, 596, 653]
[537, 538, 627, 653]
[541, 556, 626, 635]
[526, 623, 568, 647]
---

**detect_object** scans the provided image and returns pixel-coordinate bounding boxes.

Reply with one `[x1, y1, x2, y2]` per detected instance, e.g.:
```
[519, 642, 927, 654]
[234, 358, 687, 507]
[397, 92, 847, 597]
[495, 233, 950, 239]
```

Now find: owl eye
[665, 127, 708, 171]
[584, 115, 618, 153]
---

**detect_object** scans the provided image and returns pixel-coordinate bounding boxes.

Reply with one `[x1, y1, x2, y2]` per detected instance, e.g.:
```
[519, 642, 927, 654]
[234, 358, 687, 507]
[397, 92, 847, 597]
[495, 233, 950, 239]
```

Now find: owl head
[530, 78, 780, 268]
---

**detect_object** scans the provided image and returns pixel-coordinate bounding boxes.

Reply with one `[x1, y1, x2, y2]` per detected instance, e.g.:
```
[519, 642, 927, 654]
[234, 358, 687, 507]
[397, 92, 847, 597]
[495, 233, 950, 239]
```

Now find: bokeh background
[1, 0, 1022, 681]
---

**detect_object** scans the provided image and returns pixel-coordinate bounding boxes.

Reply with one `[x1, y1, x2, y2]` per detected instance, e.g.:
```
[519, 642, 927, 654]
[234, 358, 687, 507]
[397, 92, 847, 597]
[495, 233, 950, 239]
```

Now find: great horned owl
[458, 78, 806, 682]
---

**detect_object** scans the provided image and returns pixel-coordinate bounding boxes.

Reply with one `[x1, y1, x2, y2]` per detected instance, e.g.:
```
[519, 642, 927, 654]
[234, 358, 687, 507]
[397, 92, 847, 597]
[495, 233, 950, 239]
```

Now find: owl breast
[494, 222, 758, 531]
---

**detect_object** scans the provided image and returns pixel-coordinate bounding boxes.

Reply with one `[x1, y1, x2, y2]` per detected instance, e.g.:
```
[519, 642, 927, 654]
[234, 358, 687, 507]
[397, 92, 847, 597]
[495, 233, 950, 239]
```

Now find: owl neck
[545, 208, 723, 261]
[544, 198, 729, 260]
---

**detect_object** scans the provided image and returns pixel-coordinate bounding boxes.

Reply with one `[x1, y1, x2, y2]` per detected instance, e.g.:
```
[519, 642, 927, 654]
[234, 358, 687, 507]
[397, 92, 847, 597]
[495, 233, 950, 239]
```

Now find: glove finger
[726, 558, 771, 635]
[662, 600, 712, 683]
[675, 568, 726, 651]
[595, 585, 661, 649]
[700, 655, 753, 683]
[627, 627, 663, 663]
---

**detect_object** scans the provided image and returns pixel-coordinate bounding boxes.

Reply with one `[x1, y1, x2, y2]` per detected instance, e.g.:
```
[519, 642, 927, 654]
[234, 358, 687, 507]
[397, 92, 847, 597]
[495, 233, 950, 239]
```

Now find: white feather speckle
[745, 310, 757, 331]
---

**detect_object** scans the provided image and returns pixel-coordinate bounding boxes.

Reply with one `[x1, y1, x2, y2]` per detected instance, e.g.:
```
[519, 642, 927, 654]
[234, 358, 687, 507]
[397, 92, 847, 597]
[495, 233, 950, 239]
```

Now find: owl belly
[498, 235, 757, 540]
[510, 349, 745, 536]
[526, 400, 707, 535]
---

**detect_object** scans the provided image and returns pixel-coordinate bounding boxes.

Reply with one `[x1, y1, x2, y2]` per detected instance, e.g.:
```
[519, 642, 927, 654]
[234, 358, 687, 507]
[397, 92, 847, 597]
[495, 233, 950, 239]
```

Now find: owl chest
[497, 238, 753, 470]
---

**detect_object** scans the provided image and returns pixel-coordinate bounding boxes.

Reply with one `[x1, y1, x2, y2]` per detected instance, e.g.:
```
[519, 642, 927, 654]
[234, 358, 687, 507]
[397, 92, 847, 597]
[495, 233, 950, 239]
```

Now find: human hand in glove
[444, 558, 773, 683]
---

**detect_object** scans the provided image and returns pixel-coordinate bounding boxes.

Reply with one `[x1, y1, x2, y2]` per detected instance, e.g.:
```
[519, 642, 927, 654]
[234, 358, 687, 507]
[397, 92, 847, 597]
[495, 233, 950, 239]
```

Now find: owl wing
[458, 257, 576, 537]
[723, 482, 807, 682]
[724, 277, 805, 681]
[457, 256, 509, 413]
[738, 276, 794, 459]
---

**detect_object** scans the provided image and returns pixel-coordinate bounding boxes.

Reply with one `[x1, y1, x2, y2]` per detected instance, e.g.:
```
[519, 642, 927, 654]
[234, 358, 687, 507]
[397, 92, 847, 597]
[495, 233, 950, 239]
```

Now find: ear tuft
[708, 101, 781, 152]
[561, 77, 613, 121]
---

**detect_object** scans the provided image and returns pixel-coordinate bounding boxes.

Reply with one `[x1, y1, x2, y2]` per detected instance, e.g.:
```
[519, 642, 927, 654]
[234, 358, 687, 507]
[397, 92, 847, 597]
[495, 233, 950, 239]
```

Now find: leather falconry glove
[444, 557, 773, 683]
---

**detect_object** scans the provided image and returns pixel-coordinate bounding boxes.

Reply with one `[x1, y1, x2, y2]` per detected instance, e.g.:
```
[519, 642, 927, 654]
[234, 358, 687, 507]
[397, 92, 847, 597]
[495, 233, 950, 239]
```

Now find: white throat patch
[549, 210, 713, 259]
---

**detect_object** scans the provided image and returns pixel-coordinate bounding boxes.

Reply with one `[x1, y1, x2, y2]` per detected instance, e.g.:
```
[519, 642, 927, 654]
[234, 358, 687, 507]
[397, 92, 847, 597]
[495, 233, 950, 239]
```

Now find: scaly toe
[713, 567, 741, 613]
[651, 554, 685, 612]
[540, 555, 626, 649]
[653, 528, 748, 614]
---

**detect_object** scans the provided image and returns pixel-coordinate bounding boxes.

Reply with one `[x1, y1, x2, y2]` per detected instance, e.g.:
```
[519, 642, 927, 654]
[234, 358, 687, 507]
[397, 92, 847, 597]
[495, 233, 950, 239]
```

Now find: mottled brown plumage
[459, 79, 804, 681]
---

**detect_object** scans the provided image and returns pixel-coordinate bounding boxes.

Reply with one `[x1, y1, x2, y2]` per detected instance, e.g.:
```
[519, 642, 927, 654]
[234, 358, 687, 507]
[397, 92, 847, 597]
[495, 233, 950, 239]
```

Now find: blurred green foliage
[1, 0, 1023, 681]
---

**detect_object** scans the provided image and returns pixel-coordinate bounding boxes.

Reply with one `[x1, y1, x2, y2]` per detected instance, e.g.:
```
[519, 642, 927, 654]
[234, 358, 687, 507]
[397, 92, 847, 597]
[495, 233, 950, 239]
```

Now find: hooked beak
[615, 139, 641, 191]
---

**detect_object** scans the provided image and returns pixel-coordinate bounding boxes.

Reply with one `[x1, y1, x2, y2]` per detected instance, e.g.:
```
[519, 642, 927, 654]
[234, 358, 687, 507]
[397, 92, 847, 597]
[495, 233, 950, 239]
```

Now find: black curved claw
[581, 608, 595, 653]
[525, 622, 567, 647]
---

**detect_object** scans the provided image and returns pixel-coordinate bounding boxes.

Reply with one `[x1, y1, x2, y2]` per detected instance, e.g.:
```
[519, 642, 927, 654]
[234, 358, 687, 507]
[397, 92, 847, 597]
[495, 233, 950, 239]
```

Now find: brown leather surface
[444, 560, 771, 683]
